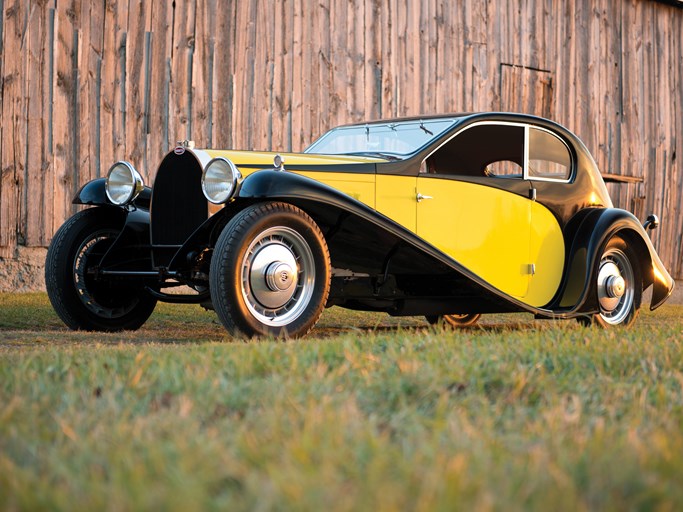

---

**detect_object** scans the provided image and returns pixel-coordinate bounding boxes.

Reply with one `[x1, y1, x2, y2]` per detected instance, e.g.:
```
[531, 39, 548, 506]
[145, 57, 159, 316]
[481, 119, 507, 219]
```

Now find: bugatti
[45, 113, 675, 337]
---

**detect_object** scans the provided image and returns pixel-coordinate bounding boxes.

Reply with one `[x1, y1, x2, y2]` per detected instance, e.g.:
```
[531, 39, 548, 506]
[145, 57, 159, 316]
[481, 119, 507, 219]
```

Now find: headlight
[202, 157, 241, 204]
[105, 161, 144, 205]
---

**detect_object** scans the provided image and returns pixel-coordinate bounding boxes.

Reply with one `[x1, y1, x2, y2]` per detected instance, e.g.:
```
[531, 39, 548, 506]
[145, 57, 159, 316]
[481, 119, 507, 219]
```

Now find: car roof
[339, 113, 469, 128]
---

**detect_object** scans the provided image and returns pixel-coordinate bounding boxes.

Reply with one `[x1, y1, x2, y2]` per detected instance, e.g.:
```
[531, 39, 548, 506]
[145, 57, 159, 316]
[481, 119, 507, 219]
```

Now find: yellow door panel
[526, 202, 565, 307]
[416, 178, 531, 298]
[375, 175, 418, 232]
[295, 171, 376, 208]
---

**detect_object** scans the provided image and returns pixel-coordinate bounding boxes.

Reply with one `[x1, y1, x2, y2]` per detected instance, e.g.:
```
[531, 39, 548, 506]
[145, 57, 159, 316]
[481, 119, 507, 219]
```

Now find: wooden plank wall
[1, 0, 682, 278]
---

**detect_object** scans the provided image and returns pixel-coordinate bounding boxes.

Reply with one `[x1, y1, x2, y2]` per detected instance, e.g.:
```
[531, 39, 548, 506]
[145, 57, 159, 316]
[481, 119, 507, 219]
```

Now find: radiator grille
[150, 152, 208, 265]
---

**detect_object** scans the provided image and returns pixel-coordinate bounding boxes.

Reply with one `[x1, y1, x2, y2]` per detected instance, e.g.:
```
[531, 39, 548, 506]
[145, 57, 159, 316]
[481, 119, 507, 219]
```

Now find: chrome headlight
[202, 157, 241, 204]
[105, 161, 144, 205]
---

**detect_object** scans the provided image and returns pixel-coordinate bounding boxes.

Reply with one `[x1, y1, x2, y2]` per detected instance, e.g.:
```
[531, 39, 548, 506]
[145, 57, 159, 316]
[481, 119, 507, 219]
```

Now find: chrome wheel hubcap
[265, 262, 296, 292]
[241, 227, 315, 326]
[605, 275, 625, 299]
[597, 247, 634, 325]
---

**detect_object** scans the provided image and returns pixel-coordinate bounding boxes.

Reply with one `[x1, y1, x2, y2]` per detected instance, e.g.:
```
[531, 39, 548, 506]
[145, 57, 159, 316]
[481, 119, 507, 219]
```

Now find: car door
[523, 126, 570, 307]
[415, 122, 533, 299]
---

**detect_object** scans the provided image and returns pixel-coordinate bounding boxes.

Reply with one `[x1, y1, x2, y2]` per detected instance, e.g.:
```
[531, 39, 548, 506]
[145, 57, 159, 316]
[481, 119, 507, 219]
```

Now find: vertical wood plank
[212, 0, 236, 149]
[170, 0, 196, 145]
[0, 0, 27, 254]
[675, 11, 683, 277]
[51, 0, 80, 236]
[191, 0, 215, 150]
[252, 0, 270, 149]
[269, 0, 290, 150]
[26, 2, 56, 246]
[76, 0, 105, 190]
[290, 0, 304, 150]
[147, 1, 173, 173]
[123, 0, 150, 180]
[364, 0, 382, 119]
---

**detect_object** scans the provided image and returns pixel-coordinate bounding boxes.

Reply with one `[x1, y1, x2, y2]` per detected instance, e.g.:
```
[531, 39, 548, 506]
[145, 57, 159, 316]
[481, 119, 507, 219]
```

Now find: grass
[1, 292, 682, 511]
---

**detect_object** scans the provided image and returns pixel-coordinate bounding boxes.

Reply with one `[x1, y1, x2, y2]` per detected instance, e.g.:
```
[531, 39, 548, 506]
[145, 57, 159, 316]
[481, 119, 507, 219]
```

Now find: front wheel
[425, 313, 481, 328]
[578, 235, 642, 328]
[45, 207, 157, 331]
[209, 202, 331, 338]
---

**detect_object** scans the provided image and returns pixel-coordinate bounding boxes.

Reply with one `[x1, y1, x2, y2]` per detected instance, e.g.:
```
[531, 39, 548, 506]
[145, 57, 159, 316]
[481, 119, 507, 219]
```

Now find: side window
[425, 124, 525, 178]
[528, 128, 572, 181]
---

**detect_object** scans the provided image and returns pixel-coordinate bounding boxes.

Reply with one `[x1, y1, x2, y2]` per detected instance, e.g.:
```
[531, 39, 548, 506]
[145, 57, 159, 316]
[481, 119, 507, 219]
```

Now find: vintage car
[45, 113, 674, 337]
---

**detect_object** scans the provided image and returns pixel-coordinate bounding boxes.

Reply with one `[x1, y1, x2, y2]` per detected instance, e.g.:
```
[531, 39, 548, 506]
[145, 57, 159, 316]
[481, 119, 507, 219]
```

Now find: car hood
[190, 149, 384, 173]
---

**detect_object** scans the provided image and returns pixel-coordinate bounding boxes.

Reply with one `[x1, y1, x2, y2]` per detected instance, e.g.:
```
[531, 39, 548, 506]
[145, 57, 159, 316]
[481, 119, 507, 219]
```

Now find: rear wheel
[578, 235, 641, 328]
[45, 207, 157, 331]
[210, 202, 330, 338]
[426, 313, 481, 328]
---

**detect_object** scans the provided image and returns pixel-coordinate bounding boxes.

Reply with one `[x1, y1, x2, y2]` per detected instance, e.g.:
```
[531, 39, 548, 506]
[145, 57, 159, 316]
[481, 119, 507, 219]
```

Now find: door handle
[416, 193, 433, 203]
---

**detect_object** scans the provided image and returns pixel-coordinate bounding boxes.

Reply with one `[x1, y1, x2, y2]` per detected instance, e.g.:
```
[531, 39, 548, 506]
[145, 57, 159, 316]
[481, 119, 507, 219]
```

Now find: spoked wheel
[45, 207, 157, 331]
[426, 313, 481, 328]
[210, 202, 330, 338]
[578, 235, 641, 328]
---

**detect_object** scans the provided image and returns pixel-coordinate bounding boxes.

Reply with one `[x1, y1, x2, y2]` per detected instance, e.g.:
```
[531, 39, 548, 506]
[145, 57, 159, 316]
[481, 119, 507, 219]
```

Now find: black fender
[74, 178, 152, 211]
[556, 207, 674, 312]
[98, 207, 154, 272]
[72, 180, 154, 272]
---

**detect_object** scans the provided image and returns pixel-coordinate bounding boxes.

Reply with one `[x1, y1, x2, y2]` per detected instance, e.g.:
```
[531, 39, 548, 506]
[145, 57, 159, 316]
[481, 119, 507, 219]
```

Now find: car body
[45, 112, 675, 337]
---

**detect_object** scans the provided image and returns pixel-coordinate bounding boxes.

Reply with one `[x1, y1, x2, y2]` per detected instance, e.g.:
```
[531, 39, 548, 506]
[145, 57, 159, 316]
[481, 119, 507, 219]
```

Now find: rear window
[527, 128, 572, 181]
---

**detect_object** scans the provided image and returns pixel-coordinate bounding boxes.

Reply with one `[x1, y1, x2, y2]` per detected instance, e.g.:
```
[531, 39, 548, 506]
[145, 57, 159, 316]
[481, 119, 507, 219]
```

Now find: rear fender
[557, 208, 674, 312]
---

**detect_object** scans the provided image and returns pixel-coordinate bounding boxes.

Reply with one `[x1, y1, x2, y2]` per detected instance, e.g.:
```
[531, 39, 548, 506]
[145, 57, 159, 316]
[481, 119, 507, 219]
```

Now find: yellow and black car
[45, 113, 674, 337]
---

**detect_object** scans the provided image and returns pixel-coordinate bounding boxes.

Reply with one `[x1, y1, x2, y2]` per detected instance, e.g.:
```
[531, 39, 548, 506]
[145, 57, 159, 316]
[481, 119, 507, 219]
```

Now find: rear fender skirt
[556, 208, 674, 311]
[73, 177, 152, 210]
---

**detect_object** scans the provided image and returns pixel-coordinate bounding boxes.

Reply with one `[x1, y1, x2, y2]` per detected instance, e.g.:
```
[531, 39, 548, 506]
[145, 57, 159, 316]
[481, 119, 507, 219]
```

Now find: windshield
[304, 118, 458, 158]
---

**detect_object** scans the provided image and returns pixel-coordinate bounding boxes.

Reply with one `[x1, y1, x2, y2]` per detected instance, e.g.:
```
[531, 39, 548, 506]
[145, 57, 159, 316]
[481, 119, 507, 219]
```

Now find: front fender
[74, 178, 152, 211]
[557, 208, 674, 312]
[98, 207, 153, 271]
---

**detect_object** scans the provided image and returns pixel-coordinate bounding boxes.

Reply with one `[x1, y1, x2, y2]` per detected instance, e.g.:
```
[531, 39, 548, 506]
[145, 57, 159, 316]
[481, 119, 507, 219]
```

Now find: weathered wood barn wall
[1, 0, 682, 278]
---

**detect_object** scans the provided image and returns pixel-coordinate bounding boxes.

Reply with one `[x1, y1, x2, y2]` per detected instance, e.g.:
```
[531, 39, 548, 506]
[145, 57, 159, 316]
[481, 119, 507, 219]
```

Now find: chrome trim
[274, 154, 286, 171]
[105, 161, 144, 205]
[201, 156, 242, 204]
[523, 125, 530, 177]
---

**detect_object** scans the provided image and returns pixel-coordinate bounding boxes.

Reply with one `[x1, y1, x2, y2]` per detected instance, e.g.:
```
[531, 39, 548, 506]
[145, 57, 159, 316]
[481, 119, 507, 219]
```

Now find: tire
[45, 207, 157, 331]
[425, 313, 481, 328]
[578, 235, 641, 328]
[209, 202, 331, 338]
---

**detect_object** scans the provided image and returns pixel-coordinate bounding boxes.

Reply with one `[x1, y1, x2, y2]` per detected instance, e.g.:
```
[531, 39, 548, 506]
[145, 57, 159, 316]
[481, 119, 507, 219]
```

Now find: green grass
[1, 293, 682, 511]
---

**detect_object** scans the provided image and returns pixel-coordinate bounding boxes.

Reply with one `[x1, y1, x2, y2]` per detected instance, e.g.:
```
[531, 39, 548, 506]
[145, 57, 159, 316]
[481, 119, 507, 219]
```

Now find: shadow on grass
[2, 292, 680, 348]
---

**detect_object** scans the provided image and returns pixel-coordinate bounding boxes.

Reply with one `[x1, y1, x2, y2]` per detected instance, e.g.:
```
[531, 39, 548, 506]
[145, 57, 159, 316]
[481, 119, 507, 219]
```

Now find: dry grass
[1, 293, 682, 511]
